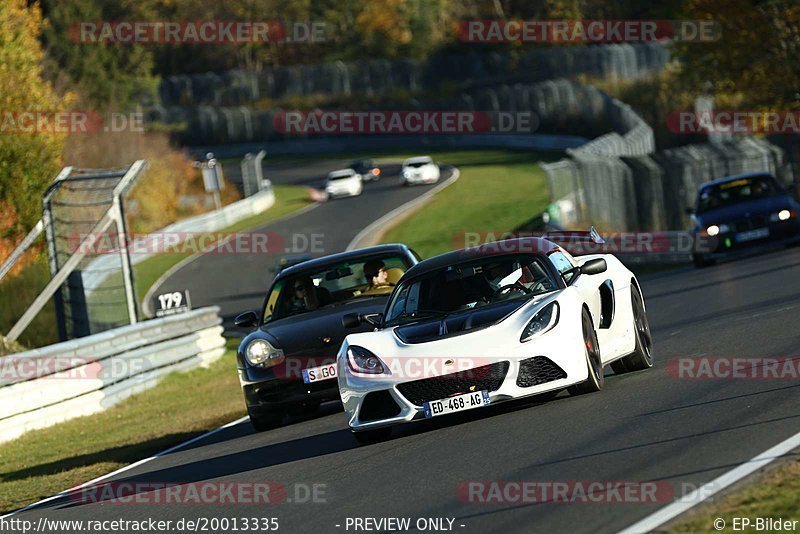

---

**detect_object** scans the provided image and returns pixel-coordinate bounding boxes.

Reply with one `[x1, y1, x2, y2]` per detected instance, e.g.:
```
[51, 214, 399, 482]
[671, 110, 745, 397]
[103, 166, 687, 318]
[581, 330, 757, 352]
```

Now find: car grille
[731, 215, 769, 232]
[396, 362, 510, 406]
[358, 391, 402, 422]
[516, 357, 567, 388]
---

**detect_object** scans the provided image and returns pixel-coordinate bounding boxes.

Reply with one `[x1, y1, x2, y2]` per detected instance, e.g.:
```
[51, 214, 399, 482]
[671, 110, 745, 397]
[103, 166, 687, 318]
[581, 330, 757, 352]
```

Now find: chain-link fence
[41, 164, 145, 340]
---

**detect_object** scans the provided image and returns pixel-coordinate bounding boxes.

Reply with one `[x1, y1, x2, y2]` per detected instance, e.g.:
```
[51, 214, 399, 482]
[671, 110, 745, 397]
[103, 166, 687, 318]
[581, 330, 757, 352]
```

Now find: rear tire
[611, 285, 654, 374]
[247, 406, 283, 432]
[568, 309, 604, 396]
[352, 427, 392, 445]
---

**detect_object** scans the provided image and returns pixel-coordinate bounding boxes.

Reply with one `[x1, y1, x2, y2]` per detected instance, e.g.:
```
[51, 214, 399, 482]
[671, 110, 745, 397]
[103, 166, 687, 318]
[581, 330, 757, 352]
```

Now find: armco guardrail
[0, 307, 225, 444]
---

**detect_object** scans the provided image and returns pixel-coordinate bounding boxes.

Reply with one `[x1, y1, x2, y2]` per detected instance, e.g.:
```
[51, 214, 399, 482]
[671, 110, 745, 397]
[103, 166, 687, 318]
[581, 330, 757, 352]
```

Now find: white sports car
[325, 168, 363, 198]
[400, 156, 440, 185]
[337, 231, 653, 443]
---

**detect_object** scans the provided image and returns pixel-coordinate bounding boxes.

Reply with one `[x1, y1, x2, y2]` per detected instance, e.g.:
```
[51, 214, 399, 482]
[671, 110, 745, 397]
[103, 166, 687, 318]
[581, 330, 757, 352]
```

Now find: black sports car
[349, 159, 381, 181]
[234, 244, 419, 430]
[689, 173, 800, 267]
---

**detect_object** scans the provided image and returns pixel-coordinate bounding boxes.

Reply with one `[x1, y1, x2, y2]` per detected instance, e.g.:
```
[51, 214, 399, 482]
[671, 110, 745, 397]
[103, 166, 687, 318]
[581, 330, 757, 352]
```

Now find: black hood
[259, 296, 387, 358]
[394, 298, 527, 345]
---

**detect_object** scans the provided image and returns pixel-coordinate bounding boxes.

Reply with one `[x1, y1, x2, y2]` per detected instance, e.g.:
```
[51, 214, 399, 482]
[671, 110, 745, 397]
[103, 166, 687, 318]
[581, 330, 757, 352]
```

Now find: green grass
[0, 257, 59, 349]
[379, 149, 558, 258]
[671, 458, 800, 532]
[0, 341, 244, 514]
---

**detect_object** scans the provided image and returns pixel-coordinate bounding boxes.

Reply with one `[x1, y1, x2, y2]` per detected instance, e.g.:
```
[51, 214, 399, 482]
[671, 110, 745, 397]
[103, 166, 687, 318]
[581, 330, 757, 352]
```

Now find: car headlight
[771, 209, 793, 222]
[347, 345, 385, 374]
[245, 338, 284, 367]
[706, 225, 720, 236]
[520, 302, 559, 342]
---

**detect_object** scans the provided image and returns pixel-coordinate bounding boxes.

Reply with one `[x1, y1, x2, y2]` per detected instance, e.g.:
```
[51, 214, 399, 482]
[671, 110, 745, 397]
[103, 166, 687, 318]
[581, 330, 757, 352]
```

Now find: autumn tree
[0, 0, 71, 231]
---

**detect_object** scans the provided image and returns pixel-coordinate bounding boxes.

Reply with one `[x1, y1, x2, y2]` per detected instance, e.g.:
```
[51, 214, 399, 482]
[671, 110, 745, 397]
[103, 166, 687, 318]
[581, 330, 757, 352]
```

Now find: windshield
[263, 254, 411, 322]
[328, 171, 354, 181]
[697, 175, 782, 212]
[405, 160, 430, 168]
[385, 254, 558, 326]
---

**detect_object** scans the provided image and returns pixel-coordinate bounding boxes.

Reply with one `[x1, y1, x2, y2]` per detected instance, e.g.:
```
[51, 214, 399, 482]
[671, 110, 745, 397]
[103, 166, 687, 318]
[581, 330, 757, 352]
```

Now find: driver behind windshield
[287, 276, 320, 313]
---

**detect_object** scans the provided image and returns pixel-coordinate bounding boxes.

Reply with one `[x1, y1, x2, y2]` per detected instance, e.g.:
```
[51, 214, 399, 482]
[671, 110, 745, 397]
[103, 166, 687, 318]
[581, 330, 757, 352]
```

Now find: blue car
[689, 173, 800, 267]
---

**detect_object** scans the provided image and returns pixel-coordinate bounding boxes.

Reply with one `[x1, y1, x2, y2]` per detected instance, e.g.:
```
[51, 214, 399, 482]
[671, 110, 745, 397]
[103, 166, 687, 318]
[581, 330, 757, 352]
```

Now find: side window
[548, 251, 577, 284]
[263, 280, 284, 322]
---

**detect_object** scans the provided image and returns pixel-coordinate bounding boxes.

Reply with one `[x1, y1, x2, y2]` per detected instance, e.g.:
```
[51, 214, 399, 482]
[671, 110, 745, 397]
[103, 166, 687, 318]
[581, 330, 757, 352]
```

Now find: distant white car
[325, 169, 363, 198]
[400, 156, 440, 186]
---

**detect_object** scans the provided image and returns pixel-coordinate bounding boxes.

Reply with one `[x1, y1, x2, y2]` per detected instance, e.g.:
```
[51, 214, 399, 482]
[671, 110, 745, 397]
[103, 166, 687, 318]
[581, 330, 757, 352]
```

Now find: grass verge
[671, 457, 800, 532]
[379, 149, 558, 258]
[0, 341, 244, 514]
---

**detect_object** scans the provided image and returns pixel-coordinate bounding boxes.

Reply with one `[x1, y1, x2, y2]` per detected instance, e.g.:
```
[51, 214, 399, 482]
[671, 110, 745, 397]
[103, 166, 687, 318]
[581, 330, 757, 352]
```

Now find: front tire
[611, 285, 654, 374]
[247, 406, 283, 432]
[568, 309, 604, 396]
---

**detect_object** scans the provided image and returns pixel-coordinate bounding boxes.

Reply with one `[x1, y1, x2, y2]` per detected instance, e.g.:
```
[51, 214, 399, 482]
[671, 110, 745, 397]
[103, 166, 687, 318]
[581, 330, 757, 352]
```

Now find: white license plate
[424, 391, 489, 418]
[735, 228, 769, 242]
[302, 363, 337, 384]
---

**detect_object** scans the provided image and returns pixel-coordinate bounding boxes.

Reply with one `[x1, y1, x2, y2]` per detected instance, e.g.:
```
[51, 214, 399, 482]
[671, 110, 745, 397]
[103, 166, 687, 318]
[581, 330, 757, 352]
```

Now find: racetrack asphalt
[149, 160, 451, 330]
[12, 160, 800, 532]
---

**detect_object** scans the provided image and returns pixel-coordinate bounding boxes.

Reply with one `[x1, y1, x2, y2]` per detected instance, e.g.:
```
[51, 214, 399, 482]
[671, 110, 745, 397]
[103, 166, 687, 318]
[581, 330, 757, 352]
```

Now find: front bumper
[339, 332, 587, 432]
[696, 219, 800, 259]
[240, 370, 341, 413]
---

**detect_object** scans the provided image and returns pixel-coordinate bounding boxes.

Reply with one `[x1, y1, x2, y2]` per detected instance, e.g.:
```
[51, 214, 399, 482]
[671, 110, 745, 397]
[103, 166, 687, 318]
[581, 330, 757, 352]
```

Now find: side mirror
[362, 313, 383, 327]
[234, 310, 258, 328]
[342, 313, 361, 328]
[580, 258, 607, 276]
[342, 312, 383, 328]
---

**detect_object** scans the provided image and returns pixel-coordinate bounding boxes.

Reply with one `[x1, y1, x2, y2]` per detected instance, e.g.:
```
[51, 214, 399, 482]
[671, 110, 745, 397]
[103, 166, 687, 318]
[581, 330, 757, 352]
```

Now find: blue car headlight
[520, 302, 560, 342]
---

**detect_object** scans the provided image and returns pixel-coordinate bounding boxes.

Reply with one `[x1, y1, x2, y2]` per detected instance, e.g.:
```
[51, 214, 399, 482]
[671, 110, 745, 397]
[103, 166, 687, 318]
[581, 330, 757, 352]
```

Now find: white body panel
[400, 157, 440, 185]
[325, 170, 363, 198]
[337, 250, 644, 432]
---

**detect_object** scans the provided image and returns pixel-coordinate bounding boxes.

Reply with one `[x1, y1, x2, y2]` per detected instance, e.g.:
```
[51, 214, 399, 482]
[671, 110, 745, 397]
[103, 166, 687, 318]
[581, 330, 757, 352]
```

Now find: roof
[401, 237, 558, 280]
[327, 169, 356, 178]
[700, 172, 775, 190]
[403, 156, 432, 164]
[276, 244, 413, 279]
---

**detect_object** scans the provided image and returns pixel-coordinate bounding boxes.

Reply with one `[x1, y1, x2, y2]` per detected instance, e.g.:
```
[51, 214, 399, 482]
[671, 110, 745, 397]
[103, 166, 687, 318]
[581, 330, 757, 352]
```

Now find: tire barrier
[157, 43, 670, 107]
